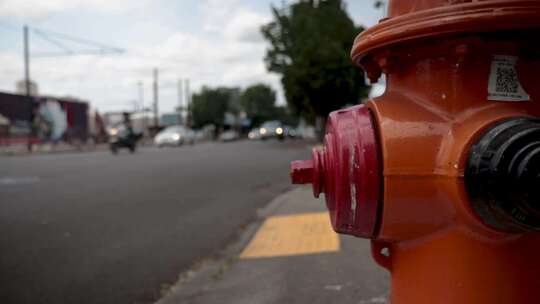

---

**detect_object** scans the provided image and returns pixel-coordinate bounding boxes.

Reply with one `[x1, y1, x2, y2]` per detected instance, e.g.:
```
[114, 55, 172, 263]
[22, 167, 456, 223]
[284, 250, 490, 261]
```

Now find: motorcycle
[108, 126, 142, 154]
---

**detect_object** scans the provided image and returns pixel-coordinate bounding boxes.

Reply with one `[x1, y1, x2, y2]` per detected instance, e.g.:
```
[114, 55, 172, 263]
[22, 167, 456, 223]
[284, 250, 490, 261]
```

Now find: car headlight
[172, 133, 181, 141]
[275, 127, 283, 135]
[248, 132, 256, 139]
[109, 128, 118, 136]
[260, 128, 267, 135]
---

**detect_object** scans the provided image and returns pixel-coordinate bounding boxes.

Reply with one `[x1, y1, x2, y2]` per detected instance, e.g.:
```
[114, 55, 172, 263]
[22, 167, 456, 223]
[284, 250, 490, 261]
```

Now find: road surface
[0, 140, 311, 304]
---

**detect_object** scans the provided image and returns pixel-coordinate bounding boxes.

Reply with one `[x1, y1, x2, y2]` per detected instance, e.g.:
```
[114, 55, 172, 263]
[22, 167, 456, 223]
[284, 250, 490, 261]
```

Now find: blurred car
[259, 120, 285, 140]
[283, 125, 300, 139]
[194, 130, 207, 142]
[248, 128, 261, 140]
[219, 130, 240, 142]
[154, 125, 195, 147]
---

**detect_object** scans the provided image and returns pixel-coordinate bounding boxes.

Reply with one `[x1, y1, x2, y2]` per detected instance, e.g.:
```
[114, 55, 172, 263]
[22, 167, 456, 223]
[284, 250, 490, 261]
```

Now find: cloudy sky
[0, 0, 383, 114]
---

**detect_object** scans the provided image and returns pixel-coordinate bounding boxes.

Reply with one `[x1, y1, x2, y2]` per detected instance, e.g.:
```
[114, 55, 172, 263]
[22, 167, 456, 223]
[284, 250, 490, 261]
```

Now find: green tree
[262, 0, 369, 129]
[240, 84, 277, 126]
[275, 105, 299, 127]
[191, 87, 231, 129]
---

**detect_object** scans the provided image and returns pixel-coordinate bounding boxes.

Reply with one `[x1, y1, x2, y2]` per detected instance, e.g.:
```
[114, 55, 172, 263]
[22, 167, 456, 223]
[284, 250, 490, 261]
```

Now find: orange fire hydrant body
[367, 37, 540, 303]
[291, 1, 540, 303]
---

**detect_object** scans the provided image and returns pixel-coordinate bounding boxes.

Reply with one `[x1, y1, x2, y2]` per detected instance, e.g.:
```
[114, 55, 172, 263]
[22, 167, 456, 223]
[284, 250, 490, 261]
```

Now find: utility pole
[24, 25, 31, 97]
[184, 78, 191, 127]
[16, 24, 124, 152]
[153, 68, 159, 128]
[23, 25, 34, 152]
[177, 79, 183, 125]
[137, 81, 144, 111]
[138, 81, 146, 135]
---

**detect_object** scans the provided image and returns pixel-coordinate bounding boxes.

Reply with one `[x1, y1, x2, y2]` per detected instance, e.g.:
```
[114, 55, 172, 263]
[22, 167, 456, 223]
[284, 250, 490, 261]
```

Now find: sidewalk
[156, 187, 390, 304]
[0, 143, 108, 156]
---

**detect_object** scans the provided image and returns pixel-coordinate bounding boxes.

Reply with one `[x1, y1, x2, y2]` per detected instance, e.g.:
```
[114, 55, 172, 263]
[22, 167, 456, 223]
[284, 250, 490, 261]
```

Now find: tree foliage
[240, 84, 277, 126]
[275, 105, 299, 127]
[261, 0, 369, 121]
[191, 87, 232, 129]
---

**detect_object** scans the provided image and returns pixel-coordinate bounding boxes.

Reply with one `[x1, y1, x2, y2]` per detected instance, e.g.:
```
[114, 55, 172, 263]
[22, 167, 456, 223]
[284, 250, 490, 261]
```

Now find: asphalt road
[0, 140, 311, 304]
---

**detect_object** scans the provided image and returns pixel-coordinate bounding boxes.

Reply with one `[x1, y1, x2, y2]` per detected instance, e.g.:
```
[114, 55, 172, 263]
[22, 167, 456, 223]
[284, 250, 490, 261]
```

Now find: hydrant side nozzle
[466, 117, 540, 232]
[290, 148, 325, 198]
[290, 160, 315, 185]
[290, 105, 382, 238]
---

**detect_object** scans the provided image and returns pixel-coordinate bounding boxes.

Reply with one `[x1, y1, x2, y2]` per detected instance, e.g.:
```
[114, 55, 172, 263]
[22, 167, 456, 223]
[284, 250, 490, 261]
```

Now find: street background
[0, 140, 389, 304]
[0, 1, 390, 303]
[0, 140, 304, 303]
[0, 141, 385, 303]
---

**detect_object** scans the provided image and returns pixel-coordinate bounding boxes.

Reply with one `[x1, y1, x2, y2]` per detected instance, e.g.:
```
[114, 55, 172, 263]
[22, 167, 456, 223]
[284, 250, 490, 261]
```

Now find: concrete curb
[0, 144, 108, 157]
[156, 187, 390, 304]
[155, 188, 305, 303]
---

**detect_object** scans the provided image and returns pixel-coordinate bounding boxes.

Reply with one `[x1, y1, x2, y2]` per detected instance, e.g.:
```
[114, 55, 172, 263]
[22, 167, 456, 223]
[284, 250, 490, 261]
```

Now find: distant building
[102, 111, 151, 133]
[102, 112, 125, 127]
[160, 113, 182, 127]
[0, 91, 89, 143]
[0, 113, 9, 139]
[131, 113, 151, 133]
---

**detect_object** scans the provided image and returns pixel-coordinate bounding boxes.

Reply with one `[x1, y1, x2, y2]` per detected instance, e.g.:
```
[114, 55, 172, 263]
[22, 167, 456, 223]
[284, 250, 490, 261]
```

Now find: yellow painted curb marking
[240, 212, 340, 259]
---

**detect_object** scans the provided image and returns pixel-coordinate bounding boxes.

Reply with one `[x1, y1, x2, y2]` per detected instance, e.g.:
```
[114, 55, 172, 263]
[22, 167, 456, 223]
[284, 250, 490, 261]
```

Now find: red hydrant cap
[290, 105, 382, 238]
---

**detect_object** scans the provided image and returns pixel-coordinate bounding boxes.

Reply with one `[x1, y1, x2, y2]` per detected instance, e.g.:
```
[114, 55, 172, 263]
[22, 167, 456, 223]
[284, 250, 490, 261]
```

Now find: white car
[248, 128, 261, 140]
[219, 130, 239, 142]
[154, 126, 195, 147]
[258, 121, 285, 140]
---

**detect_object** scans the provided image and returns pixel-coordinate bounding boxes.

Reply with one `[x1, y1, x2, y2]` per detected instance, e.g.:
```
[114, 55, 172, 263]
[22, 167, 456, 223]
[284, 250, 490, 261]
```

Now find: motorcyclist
[109, 112, 138, 154]
[122, 112, 134, 139]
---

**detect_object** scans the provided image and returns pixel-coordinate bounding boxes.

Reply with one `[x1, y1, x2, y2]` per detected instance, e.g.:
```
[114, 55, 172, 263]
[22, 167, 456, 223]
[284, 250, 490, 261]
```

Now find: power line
[8, 23, 190, 113]
[14, 25, 125, 58]
[31, 26, 124, 53]
[0, 23, 124, 56]
[32, 29, 74, 54]
[32, 49, 123, 58]
[17, 23, 126, 108]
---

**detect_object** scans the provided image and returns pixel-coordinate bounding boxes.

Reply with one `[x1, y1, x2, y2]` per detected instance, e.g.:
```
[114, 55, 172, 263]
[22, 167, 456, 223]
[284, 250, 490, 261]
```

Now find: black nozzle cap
[466, 118, 540, 233]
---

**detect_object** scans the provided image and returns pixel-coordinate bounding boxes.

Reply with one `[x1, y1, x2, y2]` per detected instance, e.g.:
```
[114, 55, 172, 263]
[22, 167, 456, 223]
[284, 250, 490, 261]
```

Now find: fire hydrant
[291, 1, 540, 303]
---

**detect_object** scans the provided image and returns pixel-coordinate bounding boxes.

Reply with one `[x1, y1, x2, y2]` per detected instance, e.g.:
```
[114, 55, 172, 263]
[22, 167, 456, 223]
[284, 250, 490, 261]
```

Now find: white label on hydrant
[488, 55, 530, 101]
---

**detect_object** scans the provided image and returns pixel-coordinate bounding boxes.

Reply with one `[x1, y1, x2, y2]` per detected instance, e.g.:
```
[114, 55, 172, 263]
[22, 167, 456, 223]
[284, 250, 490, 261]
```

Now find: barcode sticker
[488, 55, 530, 101]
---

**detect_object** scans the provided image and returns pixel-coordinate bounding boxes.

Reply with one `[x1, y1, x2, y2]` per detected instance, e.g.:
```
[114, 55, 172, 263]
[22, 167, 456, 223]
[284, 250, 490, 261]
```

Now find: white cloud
[0, 1, 282, 114]
[1, 0, 384, 115]
[223, 10, 271, 43]
[0, 0, 146, 18]
[200, 0, 244, 32]
[0, 0, 384, 115]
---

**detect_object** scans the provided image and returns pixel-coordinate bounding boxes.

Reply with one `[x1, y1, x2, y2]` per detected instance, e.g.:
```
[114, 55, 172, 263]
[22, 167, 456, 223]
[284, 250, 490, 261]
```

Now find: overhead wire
[32, 29, 74, 54]
[31, 27, 124, 54]
[0, 23, 124, 57]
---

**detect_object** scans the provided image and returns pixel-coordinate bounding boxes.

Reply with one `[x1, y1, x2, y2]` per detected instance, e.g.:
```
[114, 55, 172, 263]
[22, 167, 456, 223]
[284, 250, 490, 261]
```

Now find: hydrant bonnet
[351, 0, 540, 82]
